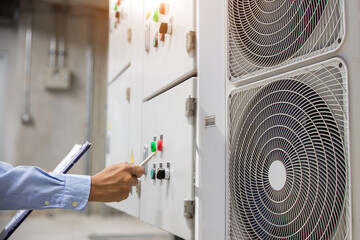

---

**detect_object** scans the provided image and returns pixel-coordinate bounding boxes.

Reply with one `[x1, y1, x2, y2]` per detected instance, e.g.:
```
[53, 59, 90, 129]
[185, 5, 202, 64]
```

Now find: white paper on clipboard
[53, 144, 82, 173]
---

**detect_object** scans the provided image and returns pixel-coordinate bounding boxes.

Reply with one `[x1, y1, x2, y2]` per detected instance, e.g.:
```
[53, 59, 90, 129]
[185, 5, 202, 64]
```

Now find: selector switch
[157, 163, 165, 180]
[165, 162, 170, 180]
[150, 163, 156, 179]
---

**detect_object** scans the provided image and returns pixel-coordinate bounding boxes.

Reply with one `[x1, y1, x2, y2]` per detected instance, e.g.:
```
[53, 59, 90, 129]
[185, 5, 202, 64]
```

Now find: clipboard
[0, 141, 91, 240]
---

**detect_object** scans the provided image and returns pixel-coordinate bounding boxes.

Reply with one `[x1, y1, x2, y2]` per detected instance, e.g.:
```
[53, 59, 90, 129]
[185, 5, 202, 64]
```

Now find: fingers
[128, 165, 145, 178]
[129, 175, 139, 186]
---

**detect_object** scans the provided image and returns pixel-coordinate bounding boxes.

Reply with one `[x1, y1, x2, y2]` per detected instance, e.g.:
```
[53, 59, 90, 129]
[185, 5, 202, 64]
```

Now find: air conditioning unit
[198, 0, 360, 239]
[227, 58, 350, 239]
[227, 0, 345, 81]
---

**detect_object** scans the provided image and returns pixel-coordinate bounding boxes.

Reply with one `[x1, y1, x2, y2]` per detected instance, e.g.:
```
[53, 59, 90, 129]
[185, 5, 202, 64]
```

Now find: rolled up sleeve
[0, 162, 91, 211]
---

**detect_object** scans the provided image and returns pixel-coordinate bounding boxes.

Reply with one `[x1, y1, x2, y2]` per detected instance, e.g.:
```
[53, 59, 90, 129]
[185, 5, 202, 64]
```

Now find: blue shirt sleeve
[0, 162, 91, 211]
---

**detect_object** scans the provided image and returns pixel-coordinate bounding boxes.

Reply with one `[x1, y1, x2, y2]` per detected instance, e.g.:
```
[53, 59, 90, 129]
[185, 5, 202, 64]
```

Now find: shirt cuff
[62, 174, 91, 211]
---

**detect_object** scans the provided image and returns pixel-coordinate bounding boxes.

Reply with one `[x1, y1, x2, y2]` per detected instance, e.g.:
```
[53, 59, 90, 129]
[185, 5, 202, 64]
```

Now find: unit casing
[197, 0, 360, 239]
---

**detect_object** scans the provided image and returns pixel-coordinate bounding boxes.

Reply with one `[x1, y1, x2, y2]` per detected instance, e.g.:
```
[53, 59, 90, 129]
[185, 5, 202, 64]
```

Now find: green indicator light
[153, 10, 159, 22]
[151, 141, 157, 152]
[153, 36, 158, 47]
[150, 168, 155, 179]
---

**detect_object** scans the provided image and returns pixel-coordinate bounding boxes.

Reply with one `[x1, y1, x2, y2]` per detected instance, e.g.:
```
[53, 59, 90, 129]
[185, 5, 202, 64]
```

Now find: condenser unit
[227, 59, 350, 239]
[217, 0, 360, 239]
[227, 0, 345, 81]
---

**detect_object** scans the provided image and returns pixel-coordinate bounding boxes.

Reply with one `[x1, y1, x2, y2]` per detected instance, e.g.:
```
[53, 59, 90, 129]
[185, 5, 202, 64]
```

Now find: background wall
[0, 26, 17, 165]
[0, 1, 108, 214]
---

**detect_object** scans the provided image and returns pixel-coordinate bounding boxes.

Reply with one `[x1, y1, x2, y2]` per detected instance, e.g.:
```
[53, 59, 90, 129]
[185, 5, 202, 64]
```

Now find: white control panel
[108, 0, 132, 83]
[143, 0, 196, 98]
[106, 68, 142, 217]
[140, 78, 197, 239]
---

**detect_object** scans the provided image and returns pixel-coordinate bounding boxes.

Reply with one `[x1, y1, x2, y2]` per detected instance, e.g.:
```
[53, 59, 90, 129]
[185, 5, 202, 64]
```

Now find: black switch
[157, 168, 165, 179]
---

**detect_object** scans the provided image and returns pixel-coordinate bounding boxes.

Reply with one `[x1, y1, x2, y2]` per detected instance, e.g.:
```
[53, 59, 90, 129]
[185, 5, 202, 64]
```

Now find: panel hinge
[186, 30, 196, 53]
[184, 199, 195, 219]
[185, 96, 197, 117]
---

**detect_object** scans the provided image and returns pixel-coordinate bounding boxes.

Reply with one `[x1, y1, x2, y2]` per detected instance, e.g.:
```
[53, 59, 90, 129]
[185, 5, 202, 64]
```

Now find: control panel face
[108, 0, 132, 83]
[140, 78, 197, 239]
[106, 68, 141, 217]
[143, 0, 196, 98]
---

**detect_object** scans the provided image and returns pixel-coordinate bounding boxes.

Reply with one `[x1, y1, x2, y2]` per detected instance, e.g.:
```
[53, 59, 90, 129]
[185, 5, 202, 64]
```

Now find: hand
[88, 162, 145, 202]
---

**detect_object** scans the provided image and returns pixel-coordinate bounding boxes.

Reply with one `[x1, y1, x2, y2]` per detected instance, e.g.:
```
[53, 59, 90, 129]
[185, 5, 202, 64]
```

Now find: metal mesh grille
[227, 59, 350, 239]
[227, 0, 344, 81]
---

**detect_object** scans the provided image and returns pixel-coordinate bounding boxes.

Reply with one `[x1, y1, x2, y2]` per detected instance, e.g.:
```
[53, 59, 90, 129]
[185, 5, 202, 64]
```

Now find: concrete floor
[0, 210, 173, 240]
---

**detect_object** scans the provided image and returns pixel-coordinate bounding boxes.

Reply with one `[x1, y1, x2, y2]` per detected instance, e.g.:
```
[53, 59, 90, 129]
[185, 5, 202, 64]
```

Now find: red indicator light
[157, 139, 163, 151]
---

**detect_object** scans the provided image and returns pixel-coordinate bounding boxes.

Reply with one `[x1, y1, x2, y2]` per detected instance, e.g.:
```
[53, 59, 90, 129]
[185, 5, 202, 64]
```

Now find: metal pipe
[22, 12, 33, 124]
[49, 32, 56, 69]
[84, 18, 94, 215]
[58, 7, 66, 69]
[85, 18, 94, 177]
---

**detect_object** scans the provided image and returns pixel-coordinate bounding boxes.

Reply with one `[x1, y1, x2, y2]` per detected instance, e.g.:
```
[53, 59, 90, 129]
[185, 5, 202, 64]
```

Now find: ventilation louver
[227, 59, 350, 239]
[227, 0, 344, 81]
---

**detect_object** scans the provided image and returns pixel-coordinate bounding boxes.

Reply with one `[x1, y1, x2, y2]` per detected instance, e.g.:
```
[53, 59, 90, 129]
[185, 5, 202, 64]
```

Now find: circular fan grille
[228, 62, 349, 239]
[228, 0, 344, 80]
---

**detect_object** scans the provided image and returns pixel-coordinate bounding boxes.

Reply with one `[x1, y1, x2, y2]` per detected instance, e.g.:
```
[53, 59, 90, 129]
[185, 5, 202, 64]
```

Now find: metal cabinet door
[106, 68, 141, 217]
[140, 78, 197, 239]
[108, 0, 132, 83]
[142, 0, 196, 99]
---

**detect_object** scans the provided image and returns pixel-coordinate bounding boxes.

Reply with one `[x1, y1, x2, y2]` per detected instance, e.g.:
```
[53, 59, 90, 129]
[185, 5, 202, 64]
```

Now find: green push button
[153, 10, 159, 22]
[151, 141, 157, 152]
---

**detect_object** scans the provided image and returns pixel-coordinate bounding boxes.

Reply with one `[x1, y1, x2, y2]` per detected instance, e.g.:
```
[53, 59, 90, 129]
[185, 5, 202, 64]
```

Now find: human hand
[88, 162, 145, 202]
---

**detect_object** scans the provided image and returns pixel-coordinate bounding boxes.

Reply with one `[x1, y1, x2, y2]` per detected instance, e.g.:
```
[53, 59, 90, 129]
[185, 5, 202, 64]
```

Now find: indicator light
[150, 164, 156, 179]
[157, 139, 163, 151]
[130, 150, 134, 164]
[159, 3, 169, 15]
[153, 33, 158, 48]
[151, 141, 157, 152]
[153, 10, 159, 22]
[153, 37, 158, 47]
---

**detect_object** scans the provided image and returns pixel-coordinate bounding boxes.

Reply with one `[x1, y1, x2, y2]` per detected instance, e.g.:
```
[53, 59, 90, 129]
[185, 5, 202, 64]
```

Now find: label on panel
[140, 78, 197, 239]
[106, 68, 141, 217]
[108, 0, 132, 83]
[143, 0, 196, 98]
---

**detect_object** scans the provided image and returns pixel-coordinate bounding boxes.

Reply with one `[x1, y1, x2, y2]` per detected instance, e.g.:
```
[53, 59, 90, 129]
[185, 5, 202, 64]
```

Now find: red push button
[157, 139, 163, 151]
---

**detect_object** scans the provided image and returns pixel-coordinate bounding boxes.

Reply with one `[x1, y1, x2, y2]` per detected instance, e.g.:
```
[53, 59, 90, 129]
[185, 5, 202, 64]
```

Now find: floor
[0, 210, 173, 240]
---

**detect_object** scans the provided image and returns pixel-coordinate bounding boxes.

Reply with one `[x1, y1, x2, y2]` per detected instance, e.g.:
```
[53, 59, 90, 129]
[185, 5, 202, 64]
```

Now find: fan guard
[227, 59, 350, 239]
[227, 0, 344, 81]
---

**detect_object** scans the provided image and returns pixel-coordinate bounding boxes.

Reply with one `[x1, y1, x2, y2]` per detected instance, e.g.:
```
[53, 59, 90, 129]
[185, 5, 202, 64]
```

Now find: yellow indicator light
[130, 150, 134, 164]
